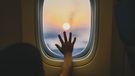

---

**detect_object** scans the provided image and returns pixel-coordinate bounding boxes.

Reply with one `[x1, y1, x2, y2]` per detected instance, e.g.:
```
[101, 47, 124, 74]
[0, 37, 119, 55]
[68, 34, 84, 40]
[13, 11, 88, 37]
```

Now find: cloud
[44, 31, 58, 39]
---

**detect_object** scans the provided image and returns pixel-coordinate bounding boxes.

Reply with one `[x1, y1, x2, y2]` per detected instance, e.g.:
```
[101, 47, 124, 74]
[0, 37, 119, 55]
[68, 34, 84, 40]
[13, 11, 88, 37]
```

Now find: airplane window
[38, 0, 96, 59]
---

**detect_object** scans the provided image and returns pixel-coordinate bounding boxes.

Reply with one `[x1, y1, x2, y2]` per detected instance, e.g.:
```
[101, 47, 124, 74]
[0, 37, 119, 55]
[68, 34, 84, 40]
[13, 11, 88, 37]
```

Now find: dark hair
[0, 43, 44, 76]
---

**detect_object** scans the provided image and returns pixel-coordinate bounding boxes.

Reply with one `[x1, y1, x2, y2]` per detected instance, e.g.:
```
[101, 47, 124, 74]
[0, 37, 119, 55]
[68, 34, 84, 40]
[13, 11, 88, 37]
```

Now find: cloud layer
[43, 24, 91, 57]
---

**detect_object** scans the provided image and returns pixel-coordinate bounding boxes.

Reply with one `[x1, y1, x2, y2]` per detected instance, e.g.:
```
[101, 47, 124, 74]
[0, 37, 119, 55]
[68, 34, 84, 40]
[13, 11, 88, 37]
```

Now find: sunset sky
[42, 0, 91, 58]
[43, 0, 91, 29]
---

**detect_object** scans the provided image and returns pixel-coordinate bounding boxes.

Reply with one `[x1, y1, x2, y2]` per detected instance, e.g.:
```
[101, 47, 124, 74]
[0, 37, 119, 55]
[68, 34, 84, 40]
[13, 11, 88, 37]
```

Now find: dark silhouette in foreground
[55, 32, 76, 76]
[0, 43, 44, 76]
[0, 32, 76, 76]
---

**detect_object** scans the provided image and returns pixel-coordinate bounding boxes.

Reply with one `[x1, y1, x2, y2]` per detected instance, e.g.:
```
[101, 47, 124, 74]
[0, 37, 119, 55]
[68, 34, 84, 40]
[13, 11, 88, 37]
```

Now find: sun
[63, 22, 71, 30]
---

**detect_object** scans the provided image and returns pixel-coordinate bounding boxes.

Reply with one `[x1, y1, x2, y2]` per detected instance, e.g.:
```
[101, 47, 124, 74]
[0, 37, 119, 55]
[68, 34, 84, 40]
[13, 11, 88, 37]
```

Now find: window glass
[42, 0, 92, 59]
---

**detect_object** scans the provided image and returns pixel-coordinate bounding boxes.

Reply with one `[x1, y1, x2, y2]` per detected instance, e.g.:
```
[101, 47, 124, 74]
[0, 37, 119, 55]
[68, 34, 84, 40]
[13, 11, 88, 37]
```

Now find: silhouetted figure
[0, 43, 44, 76]
[55, 32, 76, 76]
[0, 32, 76, 76]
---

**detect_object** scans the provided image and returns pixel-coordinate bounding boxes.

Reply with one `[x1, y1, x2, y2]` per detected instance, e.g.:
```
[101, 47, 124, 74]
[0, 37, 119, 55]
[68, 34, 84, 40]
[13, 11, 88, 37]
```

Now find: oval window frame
[35, 0, 98, 67]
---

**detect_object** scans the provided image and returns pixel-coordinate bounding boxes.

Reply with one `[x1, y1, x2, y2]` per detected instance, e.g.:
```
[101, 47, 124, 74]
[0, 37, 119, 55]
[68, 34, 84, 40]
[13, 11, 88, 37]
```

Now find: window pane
[42, 0, 92, 58]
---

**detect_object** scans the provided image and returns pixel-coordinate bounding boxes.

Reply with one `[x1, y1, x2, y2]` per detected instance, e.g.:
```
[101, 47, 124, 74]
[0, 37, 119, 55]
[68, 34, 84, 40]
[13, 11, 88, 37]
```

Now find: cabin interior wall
[21, 0, 36, 46]
[111, 14, 125, 76]
[0, 0, 22, 47]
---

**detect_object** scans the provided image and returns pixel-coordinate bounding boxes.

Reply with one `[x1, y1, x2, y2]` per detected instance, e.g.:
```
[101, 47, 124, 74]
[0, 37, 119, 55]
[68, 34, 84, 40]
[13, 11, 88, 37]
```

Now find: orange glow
[43, 0, 91, 29]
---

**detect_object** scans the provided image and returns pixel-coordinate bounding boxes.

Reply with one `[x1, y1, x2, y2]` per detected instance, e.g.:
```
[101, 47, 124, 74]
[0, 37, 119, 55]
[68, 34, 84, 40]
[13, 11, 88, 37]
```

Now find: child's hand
[55, 32, 76, 55]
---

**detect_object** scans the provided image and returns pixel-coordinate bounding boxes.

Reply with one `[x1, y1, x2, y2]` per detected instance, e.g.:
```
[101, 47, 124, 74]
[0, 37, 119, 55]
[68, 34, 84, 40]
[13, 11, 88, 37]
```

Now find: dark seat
[116, 0, 135, 74]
